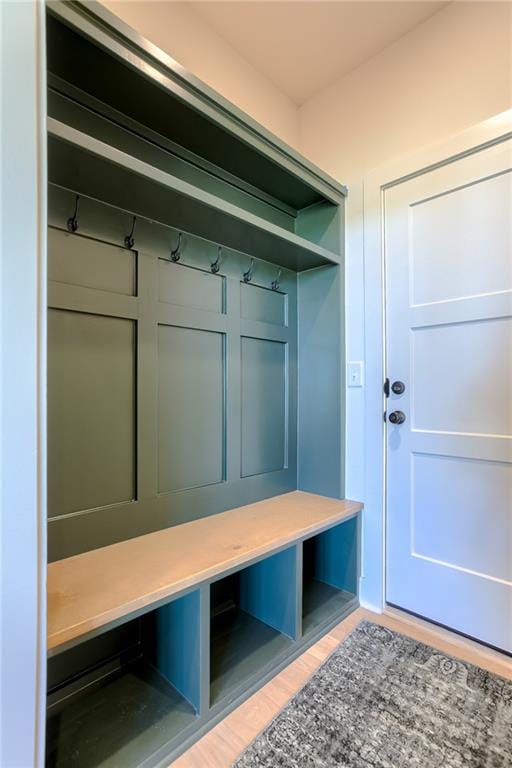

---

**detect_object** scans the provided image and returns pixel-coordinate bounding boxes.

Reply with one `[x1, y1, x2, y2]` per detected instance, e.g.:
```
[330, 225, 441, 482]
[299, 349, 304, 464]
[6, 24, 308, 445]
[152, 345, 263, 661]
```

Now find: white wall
[299, 0, 512, 609]
[100, 1, 300, 148]
[1, 2, 46, 765]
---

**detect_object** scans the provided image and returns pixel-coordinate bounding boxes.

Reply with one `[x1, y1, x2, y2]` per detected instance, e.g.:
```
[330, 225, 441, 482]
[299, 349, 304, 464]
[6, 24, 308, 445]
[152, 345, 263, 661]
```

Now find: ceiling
[189, 1, 449, 104]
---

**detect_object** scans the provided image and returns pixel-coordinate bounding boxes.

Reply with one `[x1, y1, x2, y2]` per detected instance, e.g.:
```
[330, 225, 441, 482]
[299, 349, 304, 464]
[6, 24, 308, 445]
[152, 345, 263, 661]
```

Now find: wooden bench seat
[47, 491, 362, 653]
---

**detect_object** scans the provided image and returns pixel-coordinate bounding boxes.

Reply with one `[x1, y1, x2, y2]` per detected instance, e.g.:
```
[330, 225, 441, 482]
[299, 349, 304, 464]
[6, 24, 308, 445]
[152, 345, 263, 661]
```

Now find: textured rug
[233, 621, 512, 768]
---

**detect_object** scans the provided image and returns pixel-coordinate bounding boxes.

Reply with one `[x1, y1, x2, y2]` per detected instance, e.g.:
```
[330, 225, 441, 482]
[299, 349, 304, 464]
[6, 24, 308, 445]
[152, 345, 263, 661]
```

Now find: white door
[385, 136, 512, 652]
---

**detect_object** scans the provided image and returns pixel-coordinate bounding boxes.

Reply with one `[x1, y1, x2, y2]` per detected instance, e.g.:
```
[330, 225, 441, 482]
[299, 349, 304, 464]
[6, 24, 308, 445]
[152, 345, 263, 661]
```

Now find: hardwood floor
[170, 607, 512, 768]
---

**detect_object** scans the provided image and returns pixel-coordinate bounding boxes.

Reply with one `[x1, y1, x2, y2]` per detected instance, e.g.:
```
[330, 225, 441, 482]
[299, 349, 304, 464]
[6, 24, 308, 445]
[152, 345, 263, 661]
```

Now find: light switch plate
[347, 361, 364, 387]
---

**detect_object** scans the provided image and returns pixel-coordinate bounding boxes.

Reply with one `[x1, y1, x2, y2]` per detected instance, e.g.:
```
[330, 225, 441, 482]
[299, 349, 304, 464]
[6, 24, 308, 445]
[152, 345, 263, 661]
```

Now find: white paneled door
[385, 136, 512, 652]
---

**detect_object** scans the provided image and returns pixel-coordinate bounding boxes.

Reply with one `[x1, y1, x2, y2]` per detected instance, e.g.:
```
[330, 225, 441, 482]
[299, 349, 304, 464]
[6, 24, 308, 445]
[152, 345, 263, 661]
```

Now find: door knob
[388, 410, 406, 425]
[391, 381, 405, 395]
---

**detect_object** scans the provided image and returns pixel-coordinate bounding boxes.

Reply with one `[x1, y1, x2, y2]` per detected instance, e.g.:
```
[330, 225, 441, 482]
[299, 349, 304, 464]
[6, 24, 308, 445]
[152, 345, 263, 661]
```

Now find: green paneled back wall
[47, 188, 298, 560]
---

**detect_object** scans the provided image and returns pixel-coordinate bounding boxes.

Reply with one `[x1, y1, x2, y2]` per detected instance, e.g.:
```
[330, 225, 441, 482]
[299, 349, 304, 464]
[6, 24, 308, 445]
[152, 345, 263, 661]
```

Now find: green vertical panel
[240, 337, 286, 477]
[47, 308, 136, 518]
[298, 265, 344, 498]
[157, 325, 225, 492]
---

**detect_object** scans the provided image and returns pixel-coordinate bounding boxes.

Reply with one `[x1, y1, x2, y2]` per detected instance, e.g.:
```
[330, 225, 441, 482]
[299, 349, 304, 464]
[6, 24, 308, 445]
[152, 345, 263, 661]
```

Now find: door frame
[361, 109, 512, 614]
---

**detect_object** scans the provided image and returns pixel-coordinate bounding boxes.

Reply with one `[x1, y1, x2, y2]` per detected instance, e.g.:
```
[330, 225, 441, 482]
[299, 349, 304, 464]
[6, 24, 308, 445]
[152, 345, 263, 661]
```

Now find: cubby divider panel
[302, 517, 359, 637]
[210, 546, 297, 705]
[46, 591, 202, 768]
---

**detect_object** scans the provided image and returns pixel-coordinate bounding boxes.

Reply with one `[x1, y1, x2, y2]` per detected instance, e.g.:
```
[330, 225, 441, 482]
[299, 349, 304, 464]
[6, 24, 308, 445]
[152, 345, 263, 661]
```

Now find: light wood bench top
[47, 491, 362, 653]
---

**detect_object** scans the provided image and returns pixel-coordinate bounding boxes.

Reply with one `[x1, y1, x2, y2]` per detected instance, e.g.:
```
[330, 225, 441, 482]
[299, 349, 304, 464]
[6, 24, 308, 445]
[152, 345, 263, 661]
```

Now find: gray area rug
[233, 620, 512, 768]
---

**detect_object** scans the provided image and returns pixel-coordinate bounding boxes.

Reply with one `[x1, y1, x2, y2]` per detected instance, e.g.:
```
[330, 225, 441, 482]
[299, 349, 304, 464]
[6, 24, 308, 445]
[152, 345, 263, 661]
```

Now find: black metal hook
[211, 246, 222, 274]
[243, 258, 254, 283]
[271, 269, 282, 292]
[124, 216, 137, 249]
[67, 195, 80, 233]
[170, 232, 182, 262]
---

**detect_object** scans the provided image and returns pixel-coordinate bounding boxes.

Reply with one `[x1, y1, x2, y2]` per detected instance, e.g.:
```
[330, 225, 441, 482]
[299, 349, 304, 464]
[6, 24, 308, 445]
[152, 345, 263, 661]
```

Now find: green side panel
[47, 308, 136, 518]
[298, 265, 345, 498]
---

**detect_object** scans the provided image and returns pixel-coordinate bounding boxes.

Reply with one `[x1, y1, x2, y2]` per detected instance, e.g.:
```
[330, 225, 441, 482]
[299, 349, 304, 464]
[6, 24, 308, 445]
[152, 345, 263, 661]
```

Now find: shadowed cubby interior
[46, 592, 201, 768]
[210, 547, 296, 705]
[302, 517, 359, 637]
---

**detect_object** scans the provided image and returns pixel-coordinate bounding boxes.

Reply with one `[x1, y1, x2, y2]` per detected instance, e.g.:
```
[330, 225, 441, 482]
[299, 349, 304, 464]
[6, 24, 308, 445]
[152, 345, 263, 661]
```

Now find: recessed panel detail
[241, 337, 286, 477]
[241, 283, 286, 326]
[48, 228, 136, 295]
[412, 317, 512, 436]
[410, 172, 512, 306]
[158, 261, 224, 313]
[158, 325, 224, 492]
[412, 453, 512, 583]
[48, 309, 136, 517]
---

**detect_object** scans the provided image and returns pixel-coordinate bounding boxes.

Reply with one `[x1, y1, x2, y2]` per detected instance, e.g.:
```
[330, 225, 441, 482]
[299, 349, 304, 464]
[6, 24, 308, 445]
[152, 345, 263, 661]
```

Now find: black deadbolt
[388, 410, 406, 425]
[391, 380, 405, 395]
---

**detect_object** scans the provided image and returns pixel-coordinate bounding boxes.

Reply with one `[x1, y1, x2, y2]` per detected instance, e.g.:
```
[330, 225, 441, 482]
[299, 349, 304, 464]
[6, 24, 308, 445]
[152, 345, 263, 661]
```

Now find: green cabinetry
[45, 1, 356, 764]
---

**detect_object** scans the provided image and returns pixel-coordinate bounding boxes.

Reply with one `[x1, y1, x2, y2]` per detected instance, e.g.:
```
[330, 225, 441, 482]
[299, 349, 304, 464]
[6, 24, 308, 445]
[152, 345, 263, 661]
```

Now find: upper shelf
[48, 118, 342, 271]
[47, 492, 362, 654]
[46, 3, 346, 211]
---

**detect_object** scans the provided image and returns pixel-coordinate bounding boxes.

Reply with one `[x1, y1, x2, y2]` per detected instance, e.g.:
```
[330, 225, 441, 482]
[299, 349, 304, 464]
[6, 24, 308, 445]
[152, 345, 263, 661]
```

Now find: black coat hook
[67, 195, 80, 233]
[170, 232, 182, 262]
[211, 246, 222, 274]
[243, 258, 254, 283]
[124, 216, 137, 249]
[271, 269, 282, 291]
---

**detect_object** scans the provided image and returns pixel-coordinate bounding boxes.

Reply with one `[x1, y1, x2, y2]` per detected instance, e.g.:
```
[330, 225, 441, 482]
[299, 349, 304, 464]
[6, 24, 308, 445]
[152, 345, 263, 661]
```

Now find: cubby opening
[209, 547, 296, 705]
[302, 518, 359, 637]
[46, 591, 201, 768]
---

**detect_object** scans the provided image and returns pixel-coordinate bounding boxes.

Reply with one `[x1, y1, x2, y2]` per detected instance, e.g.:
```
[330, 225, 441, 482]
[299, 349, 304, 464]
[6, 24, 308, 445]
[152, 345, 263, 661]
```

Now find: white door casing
[1, 2, 47, 765]
[384, 138, 512, 651]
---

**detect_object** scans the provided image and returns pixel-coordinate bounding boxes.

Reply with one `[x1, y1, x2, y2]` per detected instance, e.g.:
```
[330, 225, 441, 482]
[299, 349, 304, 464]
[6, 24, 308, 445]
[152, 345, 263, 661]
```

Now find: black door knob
[391, 380, 405, 395]
[388, 410, 406, 425]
